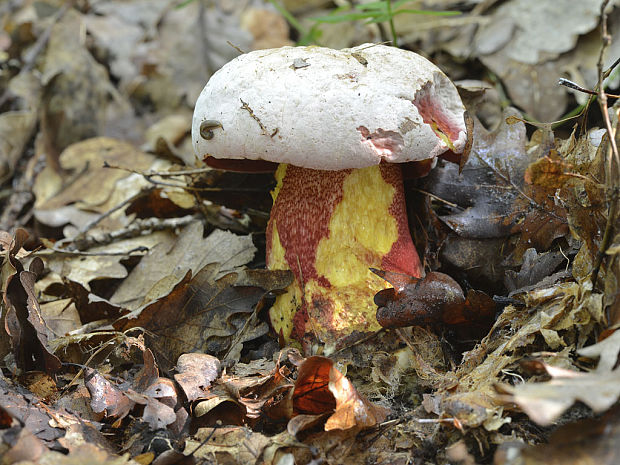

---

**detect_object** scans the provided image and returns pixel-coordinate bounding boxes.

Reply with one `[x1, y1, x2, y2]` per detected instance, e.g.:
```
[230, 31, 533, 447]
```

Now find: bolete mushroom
[192, 44, 469, 351]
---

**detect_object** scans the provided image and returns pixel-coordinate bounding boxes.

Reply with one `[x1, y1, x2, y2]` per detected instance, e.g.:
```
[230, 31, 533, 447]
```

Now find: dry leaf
[174, 353, 221, 402]
[292, 356, 388, 432]
[114, 264, 292, 367]
[504, 363, 620, 426]
[111, 223, 256, 310]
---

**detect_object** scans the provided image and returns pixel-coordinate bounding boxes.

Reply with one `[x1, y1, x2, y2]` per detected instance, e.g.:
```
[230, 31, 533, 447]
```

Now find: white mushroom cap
[192, 44, 468, 171]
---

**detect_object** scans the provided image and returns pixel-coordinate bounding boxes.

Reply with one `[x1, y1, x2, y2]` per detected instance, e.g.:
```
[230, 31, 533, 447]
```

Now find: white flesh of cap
[193, 44, 467, 171]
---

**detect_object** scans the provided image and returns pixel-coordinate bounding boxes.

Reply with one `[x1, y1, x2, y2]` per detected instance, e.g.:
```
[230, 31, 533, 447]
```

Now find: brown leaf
[34, 137, 155, 213]
[2, 427, 48, 464]
[0, 375, 66, 444]
[84, 368, 134, 420]
[3, 230, 61, 373]
[511, 176, 569, 257]
[293, 356, 336, 416]
[497, 407, 620, 465]
[184, 426, 277, 465]
[114, 264, 292, 368]
[110, 223, 256, 311]
[40, 10, 109, 167]
[373, 271, 467, 329]
[174, 353, 221, 402]
[44, 279, 127, 324]
[141, 396, 177, 430]
[292, 356, 388, 432]
[502, 363, 620, 426]
[421, 108, 529, 240]
[218, 359, 293, 421]
[524, 150, 575, 189]
[17, 371, 58, 401]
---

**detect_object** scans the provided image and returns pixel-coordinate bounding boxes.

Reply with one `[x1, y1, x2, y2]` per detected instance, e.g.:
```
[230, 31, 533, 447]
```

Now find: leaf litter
[0, 1, 619, 464]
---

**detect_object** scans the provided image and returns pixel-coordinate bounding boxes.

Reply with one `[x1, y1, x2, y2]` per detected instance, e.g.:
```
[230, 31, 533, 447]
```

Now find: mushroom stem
[267, 163, 422, 348]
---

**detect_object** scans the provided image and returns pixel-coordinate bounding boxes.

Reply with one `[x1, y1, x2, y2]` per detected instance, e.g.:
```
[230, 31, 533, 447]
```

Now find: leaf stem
[386, 0, 398, 47]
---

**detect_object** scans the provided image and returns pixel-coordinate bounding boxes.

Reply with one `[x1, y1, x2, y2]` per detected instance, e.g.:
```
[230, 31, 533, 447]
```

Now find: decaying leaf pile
[1, 1, 619, 464]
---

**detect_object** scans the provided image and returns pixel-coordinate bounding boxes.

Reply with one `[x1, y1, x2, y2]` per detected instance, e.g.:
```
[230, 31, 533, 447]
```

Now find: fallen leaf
[114, 264, 293, 367]
[292, 356, 388, 432]
[84, 368, 134, 420]
[184, 427, 287, 465]
[111, 222, 256, 310]
[504, 248, 567, 293]
[4, 230, 61, 373]
[577, 329, 620, 373]
[0, 375, 68, 445]
[502, 363, 620, 426]
[495, 407, 620, 465]
[374, 270, 465, 328]
[40, 10, 110, 163]
[422, 108, 529, 240]
[373, 269, 494, 331]
[174, 353, 222, 402]
[1, 427, 48, 464]
[34, 137, 156, 214]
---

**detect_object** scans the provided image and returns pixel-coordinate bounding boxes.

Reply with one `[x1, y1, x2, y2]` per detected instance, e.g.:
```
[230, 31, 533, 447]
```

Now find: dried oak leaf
[184, 427, 293, 465]
[174, 353, 221, 402]
[85, 367, 134, 420]
[40, 10, 109, 162]
[292, 356, 388, 433]
[43, 278, 127, 324]
[0, 375, 65, 444]
[31, 443, 139, 465]
[511, 167, 569, 258]
[497, 406, 620, 465]
[421, 108, 529, 240]
[114, 264, 292, 368]
[500, 363, 620, 426]
[373, 269, 494, 330]
[577, 329, 620, 373]
[3, 229, 61, 373]
[111, 223, 256, 311]
[85, 348, 182, 430]
[194, 357, 293, 427]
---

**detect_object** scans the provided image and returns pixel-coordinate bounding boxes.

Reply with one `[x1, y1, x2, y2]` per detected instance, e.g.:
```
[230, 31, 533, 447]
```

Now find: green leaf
[392, 8, 461, 17]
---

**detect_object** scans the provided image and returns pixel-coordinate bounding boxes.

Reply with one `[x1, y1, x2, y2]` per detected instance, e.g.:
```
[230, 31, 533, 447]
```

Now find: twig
[239, 99, 279, 137]
[103, 162, 267, 192]
[410, 187, 461, 209]
[591, 0, 620, 288]
[558, 78, 620, 98]
[240, 98, 268, 135]
[44, 245, 148, 257]
[72, 186, 155, 243]
[226, 40, 245, 54]
[51, 215, 199, 252]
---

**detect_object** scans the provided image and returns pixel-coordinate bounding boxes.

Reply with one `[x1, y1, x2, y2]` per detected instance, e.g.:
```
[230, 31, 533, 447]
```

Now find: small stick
[558, 78, 620, 98]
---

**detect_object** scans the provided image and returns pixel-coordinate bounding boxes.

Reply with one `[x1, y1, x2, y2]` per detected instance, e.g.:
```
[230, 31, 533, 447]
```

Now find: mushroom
[192, 44, 469, 351]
